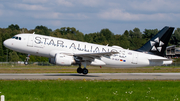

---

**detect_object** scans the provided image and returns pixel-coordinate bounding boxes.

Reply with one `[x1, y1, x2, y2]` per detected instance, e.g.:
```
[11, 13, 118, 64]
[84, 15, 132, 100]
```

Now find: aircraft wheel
[82, 68, 88, 75]
[77, 67, 83, 73]
[24, 61, 28, 65]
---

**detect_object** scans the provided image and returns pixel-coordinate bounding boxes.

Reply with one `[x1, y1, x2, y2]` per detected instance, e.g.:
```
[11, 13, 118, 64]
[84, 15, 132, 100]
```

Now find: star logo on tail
[150, 37, 164, 52]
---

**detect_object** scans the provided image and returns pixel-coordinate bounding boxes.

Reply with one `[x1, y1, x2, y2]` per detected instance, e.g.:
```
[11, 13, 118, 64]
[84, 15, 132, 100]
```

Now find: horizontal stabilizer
[149, 59, 172, 65]
[148, 59, 172, 61]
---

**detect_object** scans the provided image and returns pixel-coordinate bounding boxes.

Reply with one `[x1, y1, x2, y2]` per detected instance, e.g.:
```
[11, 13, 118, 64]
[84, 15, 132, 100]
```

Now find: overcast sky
[0, 0, 180, 34]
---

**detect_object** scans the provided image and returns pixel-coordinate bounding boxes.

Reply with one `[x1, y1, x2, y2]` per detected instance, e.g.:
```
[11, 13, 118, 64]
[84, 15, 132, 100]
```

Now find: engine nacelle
[54, 54, 75, 66]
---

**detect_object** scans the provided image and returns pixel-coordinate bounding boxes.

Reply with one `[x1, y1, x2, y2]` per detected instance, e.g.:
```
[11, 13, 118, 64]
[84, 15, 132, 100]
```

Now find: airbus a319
[3, 26, 174, 74]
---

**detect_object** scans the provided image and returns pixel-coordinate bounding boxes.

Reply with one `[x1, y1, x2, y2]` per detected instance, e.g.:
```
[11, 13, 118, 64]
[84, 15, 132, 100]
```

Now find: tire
[77, 67, 83, 73]
[82, 68, 88, 74]
[24, 61, 28, 65]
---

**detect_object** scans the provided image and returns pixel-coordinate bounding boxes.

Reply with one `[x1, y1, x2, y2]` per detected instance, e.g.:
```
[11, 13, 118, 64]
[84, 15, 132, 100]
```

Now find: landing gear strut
[77, 63, 88, 74]
[24, 54, 30, 65]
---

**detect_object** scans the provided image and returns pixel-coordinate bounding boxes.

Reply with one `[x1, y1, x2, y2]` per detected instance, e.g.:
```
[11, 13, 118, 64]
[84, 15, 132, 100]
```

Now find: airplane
[3, 26, 174, 74]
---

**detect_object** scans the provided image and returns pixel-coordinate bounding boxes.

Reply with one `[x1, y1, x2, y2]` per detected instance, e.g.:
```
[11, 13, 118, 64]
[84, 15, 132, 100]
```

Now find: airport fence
[0, 61, 55, 67]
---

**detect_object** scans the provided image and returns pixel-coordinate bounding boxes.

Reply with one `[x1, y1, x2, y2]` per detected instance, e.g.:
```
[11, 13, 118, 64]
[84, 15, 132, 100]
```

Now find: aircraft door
[27, 35, 34, 47]
[132, 53, 138, 64]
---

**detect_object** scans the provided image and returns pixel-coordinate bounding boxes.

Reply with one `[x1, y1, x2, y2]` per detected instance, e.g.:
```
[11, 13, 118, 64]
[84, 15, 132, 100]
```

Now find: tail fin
[136, 26, 174, 56]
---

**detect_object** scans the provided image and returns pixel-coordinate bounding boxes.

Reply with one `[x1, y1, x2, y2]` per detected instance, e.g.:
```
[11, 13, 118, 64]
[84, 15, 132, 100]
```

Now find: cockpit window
[12, 36, 16, 39]
[12, 36, 22, 40]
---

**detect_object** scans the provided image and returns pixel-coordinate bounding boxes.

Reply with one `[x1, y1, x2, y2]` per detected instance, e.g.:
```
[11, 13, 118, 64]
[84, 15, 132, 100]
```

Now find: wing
[50, 50, 118, 65]
[73, 51, 119, 65]
[74, 51, 119, 59]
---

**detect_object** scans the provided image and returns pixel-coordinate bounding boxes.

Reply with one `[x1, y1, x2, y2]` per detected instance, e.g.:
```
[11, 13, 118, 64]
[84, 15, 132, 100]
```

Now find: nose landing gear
[24, 54, 30, 65]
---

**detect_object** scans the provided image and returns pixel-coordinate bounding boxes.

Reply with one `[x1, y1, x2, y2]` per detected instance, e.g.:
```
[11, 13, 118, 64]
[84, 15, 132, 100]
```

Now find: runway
[0, 73, 180, 80]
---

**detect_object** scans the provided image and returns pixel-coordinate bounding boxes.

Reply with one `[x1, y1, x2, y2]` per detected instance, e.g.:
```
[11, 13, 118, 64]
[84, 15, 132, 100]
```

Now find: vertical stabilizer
[137, 26, 174, 56]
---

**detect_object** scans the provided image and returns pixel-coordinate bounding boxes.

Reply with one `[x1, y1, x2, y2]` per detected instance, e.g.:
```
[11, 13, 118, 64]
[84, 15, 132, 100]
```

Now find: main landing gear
[77, 64, 88, 75]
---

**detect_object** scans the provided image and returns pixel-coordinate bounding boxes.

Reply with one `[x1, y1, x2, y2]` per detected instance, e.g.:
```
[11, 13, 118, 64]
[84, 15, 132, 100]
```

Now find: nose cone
[3, 39, 11, 48]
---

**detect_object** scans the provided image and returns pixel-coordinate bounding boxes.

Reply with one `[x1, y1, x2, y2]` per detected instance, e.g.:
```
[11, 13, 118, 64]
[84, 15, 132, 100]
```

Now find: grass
[0, 64, 180, 73]
[0, 64, 180, 100]
[0, 80, 180, 101]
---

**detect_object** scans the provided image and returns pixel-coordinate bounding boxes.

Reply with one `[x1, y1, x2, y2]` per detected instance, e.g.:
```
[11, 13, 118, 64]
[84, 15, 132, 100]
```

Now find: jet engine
[49, 54, 75, 65]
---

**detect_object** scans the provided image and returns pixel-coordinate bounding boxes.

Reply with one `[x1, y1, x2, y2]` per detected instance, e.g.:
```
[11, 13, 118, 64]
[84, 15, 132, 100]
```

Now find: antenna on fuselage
[33, 32, 35, 34]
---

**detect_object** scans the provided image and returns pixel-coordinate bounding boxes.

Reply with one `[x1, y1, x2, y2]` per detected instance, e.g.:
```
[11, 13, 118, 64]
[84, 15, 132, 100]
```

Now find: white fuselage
[3, 33, 172, 67]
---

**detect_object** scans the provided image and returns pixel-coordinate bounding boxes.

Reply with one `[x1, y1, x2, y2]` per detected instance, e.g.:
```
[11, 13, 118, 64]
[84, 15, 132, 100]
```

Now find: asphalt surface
[0, 73, 180, 80]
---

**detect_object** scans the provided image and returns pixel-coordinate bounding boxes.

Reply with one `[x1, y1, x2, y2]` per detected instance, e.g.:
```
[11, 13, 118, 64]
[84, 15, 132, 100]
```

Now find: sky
[0, 0, 180, 34]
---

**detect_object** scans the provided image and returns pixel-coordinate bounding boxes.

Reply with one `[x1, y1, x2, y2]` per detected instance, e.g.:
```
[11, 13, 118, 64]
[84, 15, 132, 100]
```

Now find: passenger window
[15, 37, 18, 39]
[19, 37, 21, 40]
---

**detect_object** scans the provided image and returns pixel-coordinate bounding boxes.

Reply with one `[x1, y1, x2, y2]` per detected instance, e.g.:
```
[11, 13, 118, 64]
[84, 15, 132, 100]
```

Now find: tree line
[0, 24, 180, 62]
